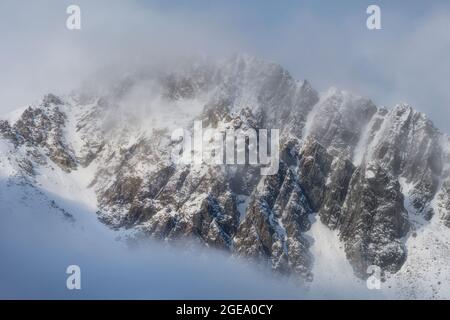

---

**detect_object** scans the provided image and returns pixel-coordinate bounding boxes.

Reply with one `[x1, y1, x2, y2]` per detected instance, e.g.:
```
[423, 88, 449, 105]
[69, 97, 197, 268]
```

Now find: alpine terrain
[1, 54, 449, 298]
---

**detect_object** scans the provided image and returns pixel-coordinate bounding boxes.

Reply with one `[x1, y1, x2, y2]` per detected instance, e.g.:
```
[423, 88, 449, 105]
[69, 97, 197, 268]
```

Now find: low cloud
[0, 178, 383, 299]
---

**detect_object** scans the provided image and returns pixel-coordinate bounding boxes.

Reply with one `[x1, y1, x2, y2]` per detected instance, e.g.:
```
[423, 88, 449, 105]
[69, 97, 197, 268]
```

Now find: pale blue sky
[1, 0, 450, 131]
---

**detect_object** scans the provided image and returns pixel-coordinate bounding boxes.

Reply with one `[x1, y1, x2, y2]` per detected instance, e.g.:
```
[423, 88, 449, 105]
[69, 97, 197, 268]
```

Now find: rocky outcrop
[305, 88, 377, 158]
[211, 54, 319, 140]
[439, 180, 450, 228]
[0, 120, 19, 143]
[139, 167, 240, 250]
[297, 138, 333, 211]
[319, 157, 355, 229]
[437, 137, 450, 227]
[234, 161, 313, 281]
[9, 94, 77, 172]
[339, 163, 410, 277]
[364, 104, 444, 219]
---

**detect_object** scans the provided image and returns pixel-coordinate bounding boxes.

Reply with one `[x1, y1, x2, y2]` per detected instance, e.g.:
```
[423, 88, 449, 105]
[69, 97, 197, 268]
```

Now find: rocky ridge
[1, 54, 449, 283]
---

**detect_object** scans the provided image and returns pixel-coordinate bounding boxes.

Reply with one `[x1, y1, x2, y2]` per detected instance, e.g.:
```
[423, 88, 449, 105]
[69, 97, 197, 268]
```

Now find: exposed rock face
[211, 55, 320, 140]
[139, 166, 239, 249]
[363, 104, 444, 219]
[6, 94, 77, 172]
[319, 157, 355, 229]
[234, 161, 313, 281]
[339, 163, 410, 277]
[439, 180, 450, 228]
[1, 54, 449, 283]
[436, 137, 450, 227]
[0, 120, 18, 142]
[297, 138, 333, 211]
[305, 88, 377, 158]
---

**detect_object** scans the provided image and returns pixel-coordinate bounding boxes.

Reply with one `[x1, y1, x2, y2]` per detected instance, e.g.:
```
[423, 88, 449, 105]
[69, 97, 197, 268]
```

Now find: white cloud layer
[0, 178, 383, 299]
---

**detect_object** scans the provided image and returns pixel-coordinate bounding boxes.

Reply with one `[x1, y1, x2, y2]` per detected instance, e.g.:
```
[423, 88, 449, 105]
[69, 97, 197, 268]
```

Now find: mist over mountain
[1, 54, 449, 299]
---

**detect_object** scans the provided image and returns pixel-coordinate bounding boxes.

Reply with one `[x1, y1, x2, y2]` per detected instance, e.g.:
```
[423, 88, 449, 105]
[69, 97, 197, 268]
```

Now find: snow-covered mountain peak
[1, 54, 450, 298]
